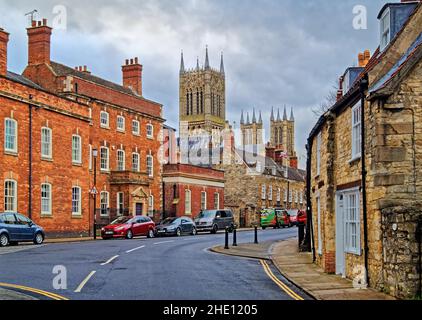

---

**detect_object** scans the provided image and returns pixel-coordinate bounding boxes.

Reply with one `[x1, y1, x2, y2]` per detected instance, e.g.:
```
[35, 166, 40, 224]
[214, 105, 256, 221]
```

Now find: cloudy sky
[0, 0, 388, 168]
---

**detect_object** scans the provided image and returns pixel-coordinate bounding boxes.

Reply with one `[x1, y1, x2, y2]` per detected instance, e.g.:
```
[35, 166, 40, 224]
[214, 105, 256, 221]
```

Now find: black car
[155, 217, 197, 237]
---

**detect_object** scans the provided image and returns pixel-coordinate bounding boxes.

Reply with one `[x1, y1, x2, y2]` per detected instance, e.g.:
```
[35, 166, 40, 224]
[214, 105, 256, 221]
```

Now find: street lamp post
[93, 148, 98, 240]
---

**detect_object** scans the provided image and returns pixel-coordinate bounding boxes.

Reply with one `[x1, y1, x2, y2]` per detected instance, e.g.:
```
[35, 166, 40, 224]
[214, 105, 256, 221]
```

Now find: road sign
[90, 187, 98, 195]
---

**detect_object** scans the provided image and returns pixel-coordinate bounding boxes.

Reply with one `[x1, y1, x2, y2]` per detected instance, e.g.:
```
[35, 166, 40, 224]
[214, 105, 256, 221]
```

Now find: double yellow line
[0, 282, 69, 300]
[260, 260, 304, 301]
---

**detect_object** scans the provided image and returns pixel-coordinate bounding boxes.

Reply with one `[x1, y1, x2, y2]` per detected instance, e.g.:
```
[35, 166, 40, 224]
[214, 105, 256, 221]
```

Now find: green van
[260, 208, 290, 230]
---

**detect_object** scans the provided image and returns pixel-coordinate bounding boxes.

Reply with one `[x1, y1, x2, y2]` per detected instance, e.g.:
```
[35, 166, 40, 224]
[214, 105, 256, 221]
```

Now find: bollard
[298, 223, 305, 248]
[254, 226, 258, 244]
[233, 227, 238, 247]
[225, 227, 230, 250]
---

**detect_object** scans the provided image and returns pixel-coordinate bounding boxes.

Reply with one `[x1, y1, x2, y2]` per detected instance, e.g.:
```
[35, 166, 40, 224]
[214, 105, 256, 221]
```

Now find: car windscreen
[197, 211, 216, 219]
[110, 216, 131, 225]
[161, 218, 178, 225]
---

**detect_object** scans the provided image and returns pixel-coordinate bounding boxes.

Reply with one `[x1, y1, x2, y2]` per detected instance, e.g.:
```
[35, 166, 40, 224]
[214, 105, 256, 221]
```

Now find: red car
[101, 216, 155, 240]
[297, 210, 307, 225]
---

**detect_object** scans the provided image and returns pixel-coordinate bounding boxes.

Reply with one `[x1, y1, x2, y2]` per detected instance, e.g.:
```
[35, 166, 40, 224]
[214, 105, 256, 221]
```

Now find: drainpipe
[28, 95, 34, 220]
[306, 141, 316, 260]
[360, 76, 369, 286]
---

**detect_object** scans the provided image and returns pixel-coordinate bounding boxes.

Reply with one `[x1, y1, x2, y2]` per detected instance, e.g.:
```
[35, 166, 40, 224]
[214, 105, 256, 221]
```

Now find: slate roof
[50, 61, 137, 97]
[6, 71, 44, 90]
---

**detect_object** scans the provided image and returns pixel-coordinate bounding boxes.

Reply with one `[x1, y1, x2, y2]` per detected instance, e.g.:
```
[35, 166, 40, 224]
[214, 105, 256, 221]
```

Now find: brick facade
[163, 164, 225, 218]
[0, 19, 164, 237]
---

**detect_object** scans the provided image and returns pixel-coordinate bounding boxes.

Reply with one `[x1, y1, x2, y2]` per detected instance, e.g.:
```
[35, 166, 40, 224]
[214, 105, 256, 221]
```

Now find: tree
[312, 82, 338, 117]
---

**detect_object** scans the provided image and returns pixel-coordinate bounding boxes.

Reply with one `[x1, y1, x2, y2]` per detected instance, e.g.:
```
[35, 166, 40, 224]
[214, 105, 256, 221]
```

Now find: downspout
[360, 76, 369, 286]
[28, 95, 34, 220]
[306, 141, 316, 260]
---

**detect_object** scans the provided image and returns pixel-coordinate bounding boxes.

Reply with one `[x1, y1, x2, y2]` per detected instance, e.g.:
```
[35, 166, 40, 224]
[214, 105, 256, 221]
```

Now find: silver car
[194, 210, 235, 234]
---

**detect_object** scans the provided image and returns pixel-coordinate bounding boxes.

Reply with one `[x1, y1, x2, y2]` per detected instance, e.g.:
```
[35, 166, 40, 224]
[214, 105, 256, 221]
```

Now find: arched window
[200, 90, 204, 113]
[196, 89, 200, 114]
[190, 91, 193, 115]
[186, 91, 190, 116]
[4, 179, 17, 212]
[100, 191, 109, 216]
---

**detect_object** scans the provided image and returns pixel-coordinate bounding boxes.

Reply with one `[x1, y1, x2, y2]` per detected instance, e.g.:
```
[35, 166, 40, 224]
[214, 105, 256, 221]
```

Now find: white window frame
[261, 184, 266, 200]
[351, 102, 362, 161]
[132, 152, 140, 172]
[72, 135, 82, 164]
[117, 192, 124, 216]
[100, 191, 109, 217]
[100, 111, 109, 128]
[4, 118, 17, 153]
[146, 124, 154, 139]
[277, 188, 281, 203]
[380, 8, 391, 51]
[72, 186, 82, 216]
[4, 179, 17, 212]
[41, 183, 52, 215]
[41, 127, 52, 159]
[185, 189, 192, 215]
[117, 116, 125, 132]
[316, 132, 322, 177]
[316, 194, 322, 255]
[147, 155, 154, 178]
[289, 190, 293, 203]
[214, 192, 220, 210]
[100, 147, 110, 172]
[201, 191, 207, 211]
[268, 186, 273, 201]
[148, 195, 154, 216]
[132, 120, 140, 136]
[117, 149, 125, 171]
[344, 190, 361, 255]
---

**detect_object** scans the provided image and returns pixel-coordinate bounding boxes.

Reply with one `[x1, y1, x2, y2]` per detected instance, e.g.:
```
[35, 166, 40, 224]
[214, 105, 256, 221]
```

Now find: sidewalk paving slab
[0, 288, 37, 300]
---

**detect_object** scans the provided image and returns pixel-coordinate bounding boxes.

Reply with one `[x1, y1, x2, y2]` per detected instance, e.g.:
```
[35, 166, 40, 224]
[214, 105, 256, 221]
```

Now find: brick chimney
[336, 76, 344, 101]
[27, 19, 52, 66]
[122, 57, 143, 96]
[0, 27, 9, 76]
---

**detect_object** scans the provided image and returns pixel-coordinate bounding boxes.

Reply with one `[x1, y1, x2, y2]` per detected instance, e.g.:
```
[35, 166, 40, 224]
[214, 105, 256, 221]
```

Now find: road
[0, 228, 311, 300]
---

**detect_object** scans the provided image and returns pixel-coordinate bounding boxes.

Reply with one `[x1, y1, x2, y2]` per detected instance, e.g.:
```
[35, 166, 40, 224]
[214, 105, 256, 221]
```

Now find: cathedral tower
[240, 109, 265, 157]
[179, 48, 226, 135]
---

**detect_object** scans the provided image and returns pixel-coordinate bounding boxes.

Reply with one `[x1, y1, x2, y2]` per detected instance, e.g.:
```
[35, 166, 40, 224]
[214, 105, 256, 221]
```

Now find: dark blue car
[0, 213, 45, 247]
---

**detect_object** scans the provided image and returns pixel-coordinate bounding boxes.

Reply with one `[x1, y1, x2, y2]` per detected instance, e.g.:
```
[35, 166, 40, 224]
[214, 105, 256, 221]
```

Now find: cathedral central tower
[179, 47, 226, 136]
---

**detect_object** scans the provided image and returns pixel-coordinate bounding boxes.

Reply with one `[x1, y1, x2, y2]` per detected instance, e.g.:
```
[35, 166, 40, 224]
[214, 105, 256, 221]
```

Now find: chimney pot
[43, 19, 47, 26]
[31, 20, 37, 28]
[130, 58, 134, 65]
[27, 18, 52, 65]
[84, 65, 87, 71]
[134, 57, 138, 64]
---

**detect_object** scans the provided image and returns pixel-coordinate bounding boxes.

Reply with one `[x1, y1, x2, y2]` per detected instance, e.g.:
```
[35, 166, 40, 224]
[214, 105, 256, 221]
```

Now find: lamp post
[93, 148, 98, 240]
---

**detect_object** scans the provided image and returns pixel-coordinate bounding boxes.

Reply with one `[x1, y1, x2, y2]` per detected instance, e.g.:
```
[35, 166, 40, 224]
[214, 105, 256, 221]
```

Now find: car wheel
[34, 232, 44, 245]
[147, 229, 155, 239]
[126, 230, 134, 240]
[191, 227, 197, 236]
[262, 227, 266, 230]
[176, 228, 182, 237]
[0, 233, 9, 247]
[211, 225, 218, 234]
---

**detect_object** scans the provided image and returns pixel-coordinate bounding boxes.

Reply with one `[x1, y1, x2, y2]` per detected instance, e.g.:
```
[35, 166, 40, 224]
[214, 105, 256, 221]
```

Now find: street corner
[0, 283, 69, 301]
[209, 241, 275, 261]
[0, 287, 38, 301]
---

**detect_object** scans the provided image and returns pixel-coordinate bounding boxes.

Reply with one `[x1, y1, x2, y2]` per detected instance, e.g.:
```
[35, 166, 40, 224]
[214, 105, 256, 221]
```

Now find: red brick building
[0, 19, 164, 237]
[163, 164, 225, 218]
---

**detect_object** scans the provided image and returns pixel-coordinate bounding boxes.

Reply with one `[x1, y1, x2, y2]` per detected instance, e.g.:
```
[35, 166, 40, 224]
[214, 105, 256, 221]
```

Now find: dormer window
[380, 8, 391, 51]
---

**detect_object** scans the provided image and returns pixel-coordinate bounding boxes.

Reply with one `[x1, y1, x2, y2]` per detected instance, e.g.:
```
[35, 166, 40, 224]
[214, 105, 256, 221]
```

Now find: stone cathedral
[179, 47, 226, 136]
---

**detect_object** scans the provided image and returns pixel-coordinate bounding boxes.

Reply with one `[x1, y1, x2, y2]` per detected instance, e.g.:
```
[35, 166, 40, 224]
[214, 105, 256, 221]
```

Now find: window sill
[147, 136, 154, 140]
[349, 156, 361, 165]
[100, 126, 110, 130]
[71, 214, 83, 219]
[133, 133, 140, 137]
[117, 129, 126, 134]
[101, 170, 111, 174]
[4, 151, 18, 157]
[345, 250, 361, 256]
[41, 157, 53, 162]
[41, 214, 53, 218]
[72, 162, 83, 167]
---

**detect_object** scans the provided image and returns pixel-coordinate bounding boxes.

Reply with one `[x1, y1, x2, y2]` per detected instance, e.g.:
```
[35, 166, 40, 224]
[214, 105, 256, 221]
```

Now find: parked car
[260, 208, 290, 230]
[101, 216, 155, 240]
[297, 210, 307, 225]
[155, 217, 197, 237]
[288, 210, 299, 227]
[194, 209, 235, 234]
[0, 213, 45, 247]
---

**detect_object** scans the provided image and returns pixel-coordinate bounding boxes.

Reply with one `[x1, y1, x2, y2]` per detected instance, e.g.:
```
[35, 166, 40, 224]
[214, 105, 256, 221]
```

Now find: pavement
[0, 288, 37, 300]
[213, 237, 396, 300]
[0, 228, 310, 300]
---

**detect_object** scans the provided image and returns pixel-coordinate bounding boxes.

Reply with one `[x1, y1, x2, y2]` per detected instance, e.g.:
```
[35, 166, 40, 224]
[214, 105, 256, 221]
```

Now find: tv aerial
[25, 10, 38, 26]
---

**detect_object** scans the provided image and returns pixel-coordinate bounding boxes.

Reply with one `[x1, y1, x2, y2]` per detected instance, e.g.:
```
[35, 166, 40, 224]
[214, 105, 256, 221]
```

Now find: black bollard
[225, 227, 230, 250]
[233, 227, 238, 247]
[254, 226, 258, 244]
[298, 223, 305, 248]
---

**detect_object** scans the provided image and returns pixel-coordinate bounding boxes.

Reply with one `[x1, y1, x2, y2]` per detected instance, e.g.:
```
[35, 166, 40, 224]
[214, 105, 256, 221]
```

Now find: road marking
[101, 255, 119, 266]
[260, 260, 304, 301]
[74, 271, 96, 293]
[126, 245, 145, 254]
[0, 282, 69, 300]
[153, 240, 175, 245]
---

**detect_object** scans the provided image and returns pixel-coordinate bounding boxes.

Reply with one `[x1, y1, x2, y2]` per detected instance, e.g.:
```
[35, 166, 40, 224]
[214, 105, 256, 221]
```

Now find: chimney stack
[27, 18, 52, 66]
[0, 27, 9, 77]
[358, 50, 371, 67]
[337, 76, 344, 101]
[122, 57, 143, 96]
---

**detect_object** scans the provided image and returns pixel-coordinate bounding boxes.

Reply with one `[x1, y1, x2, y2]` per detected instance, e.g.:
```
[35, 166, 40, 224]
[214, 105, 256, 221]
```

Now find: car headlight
[115, 227, 124, 232]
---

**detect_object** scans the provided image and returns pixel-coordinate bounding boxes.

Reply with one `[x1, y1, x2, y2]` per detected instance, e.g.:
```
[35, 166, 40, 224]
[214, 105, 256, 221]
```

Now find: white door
[336, 193, 346, 277]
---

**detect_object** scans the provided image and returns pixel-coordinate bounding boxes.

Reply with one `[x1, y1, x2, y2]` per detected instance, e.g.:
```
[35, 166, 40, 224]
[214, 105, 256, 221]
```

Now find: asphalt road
[0, 228, 311, 300]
